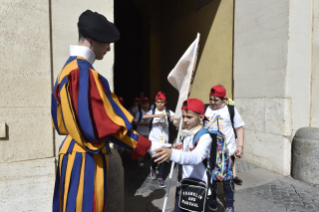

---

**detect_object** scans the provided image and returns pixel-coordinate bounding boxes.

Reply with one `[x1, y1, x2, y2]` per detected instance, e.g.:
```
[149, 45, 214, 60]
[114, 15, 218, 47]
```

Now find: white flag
[167, 33, 200, 127]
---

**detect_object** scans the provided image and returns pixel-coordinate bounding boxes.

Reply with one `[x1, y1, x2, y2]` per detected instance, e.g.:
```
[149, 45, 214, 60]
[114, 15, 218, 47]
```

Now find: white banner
[167, 33, 201, 127]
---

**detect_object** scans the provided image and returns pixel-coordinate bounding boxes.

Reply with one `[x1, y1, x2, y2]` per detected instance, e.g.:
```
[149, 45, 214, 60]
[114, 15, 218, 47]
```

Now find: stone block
[0, 0, 51, 107]
[264, 98, 292, 136]
[0, 123, 6, 138]
[235, 98, 264, 131]
[0, 157, 56, 212]
[292, 127, 319, 184]
[244, 129, 291, 175]
[0, 108, 54, 163]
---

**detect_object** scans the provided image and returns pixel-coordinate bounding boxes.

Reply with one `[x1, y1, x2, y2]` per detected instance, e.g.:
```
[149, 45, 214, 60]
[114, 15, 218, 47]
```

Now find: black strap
[149, 106, 156, 131]
[227, 105, 237, 139]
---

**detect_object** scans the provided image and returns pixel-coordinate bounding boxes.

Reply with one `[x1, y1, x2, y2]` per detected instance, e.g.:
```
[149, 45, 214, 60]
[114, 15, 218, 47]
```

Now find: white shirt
[70, 45, 96, 65]
[205, 105, 245, 155]
[133, 110, 150, 137]
[170, 128, 212, 184]
[148, 109, 175, 143]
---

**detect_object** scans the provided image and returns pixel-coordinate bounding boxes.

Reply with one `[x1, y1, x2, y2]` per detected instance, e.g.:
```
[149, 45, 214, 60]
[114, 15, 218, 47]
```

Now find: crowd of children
[121, 85, 244, 212]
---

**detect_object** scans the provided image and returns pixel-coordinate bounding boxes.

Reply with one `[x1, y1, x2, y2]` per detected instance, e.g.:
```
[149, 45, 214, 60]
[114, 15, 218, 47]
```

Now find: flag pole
[162, 120, 183, 212]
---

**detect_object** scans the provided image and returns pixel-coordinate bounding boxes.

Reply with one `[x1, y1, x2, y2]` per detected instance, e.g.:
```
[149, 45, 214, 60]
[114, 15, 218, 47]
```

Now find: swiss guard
[52, 10, 152, 212]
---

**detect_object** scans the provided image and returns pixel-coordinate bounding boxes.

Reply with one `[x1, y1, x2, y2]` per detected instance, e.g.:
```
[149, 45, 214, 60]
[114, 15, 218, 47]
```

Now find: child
[143, 91, 175, 188]
[153, 98, 212, 212]
[205, 85, 245, 212]
[133, 97, 151, 166]
[129, 97, 140, 118]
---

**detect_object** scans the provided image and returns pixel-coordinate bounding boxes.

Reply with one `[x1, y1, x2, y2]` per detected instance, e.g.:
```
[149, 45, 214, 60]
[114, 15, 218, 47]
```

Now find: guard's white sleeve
[170, 133, 212, 165]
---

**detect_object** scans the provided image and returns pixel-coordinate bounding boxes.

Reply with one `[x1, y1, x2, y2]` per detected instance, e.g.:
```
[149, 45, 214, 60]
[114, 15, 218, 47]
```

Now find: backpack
[192, 126, 233, 182]
[149, 107, 171, 131]
[204, 103, 237, 139]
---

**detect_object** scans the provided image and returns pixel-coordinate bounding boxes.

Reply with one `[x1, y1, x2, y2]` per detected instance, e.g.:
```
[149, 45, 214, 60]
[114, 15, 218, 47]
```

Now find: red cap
[155, 91, 166, 101]
[133, 97, 140, 102]
[181, 98, 208, 121]
[141, 97, 150, 102]
[118, 96, 124, 104]
[210, 85, 226, 98]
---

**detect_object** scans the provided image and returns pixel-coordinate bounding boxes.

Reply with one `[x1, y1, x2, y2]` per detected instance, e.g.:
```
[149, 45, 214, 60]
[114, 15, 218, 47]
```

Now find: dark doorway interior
[114, 0, 146, 108]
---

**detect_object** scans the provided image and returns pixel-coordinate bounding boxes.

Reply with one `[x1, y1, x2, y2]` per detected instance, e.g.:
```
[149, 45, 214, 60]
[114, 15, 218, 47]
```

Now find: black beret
[78, 10, 120, 43]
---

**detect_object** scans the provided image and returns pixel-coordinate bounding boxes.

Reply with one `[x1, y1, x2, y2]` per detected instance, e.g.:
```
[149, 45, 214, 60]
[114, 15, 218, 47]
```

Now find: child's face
[155, 99, 165, 111]
[141, 101, 150, 111]
[133, 101, 139, 107]
[182, 110, 203, 130]
[209, 95, 224, 110]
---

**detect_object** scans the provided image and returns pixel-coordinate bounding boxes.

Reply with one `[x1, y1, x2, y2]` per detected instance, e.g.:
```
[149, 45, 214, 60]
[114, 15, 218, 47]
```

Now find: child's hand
[157, 114, 166, 118]
[234, 146, 243, 158]
[153, 147, 172, 164]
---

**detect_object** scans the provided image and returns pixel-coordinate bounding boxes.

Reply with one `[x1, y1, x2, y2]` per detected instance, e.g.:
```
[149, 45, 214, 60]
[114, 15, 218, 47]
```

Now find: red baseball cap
[181, 98, 208, 120]
[133, 97, 140, 102]
[210, 85, 226, 98]
[155, 91, 166, 101]
[118, 96, 124, 104]
[141, 97, 150, 102]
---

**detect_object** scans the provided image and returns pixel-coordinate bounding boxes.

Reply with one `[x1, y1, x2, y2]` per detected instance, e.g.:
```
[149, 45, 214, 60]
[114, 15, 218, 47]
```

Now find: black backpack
[204, 104, 237, 139]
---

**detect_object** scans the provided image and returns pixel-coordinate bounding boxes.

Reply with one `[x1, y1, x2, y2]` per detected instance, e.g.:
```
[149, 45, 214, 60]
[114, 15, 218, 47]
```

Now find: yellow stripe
[59, 136, 73, 154]
[76, 153, 85, 212]
[57, 102, 68, 135]
[110, 92, 133, 123]
[112, 131, 138, 149]
[58, 60, 78, 83]
[62, 152, 76, 212]
[94, 154, 104, 212]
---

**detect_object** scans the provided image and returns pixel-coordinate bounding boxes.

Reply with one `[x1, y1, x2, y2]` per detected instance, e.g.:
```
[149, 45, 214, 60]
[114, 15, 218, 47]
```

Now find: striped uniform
[52, 46, 151, 212]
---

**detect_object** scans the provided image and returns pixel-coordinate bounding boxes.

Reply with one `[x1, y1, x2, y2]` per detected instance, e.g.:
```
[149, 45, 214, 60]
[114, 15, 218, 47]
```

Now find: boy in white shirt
[133, 97, 151, 166]
[205, 85, 245, 212]
[153, 98, 213, 212]
[143, 91, 175, 188]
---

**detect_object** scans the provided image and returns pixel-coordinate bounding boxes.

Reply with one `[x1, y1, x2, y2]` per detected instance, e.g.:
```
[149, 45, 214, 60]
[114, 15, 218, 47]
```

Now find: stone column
[292, 127, 319, 184]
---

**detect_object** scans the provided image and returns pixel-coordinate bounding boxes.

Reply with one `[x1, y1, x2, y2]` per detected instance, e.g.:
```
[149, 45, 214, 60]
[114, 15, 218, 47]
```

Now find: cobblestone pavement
[123, 152, 319, 212]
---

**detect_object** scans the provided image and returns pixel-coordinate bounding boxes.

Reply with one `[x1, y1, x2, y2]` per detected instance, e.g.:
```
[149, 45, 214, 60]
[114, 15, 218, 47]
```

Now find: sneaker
[233, 176, 242, 185]
[208, 199, 217, 211]
[158, 178, 166, 188]
[225, 207, 234, 212]
[150, 168, 157, 180]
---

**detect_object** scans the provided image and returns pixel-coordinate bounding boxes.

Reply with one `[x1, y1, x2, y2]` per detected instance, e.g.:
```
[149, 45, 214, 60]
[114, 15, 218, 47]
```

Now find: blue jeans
[211, 156, 235, 208]
[151, 158, 165, 178]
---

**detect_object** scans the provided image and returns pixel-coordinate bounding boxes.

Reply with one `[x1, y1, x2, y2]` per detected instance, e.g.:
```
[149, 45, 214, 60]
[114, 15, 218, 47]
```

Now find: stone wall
[234, 0, 314, 175]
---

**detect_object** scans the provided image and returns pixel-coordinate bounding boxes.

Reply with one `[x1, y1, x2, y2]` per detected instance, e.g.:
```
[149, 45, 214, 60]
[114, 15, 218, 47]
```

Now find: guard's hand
[234, 146, 243, 158]
[153, 148, 172, 164]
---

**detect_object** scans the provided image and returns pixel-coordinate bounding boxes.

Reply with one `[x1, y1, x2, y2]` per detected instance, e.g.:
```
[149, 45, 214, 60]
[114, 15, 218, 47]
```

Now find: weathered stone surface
[292, 127, 319, 184]
[0, 123, 6, 138]
[264, 98, 292, 136]
[0, 108, 53, 163]
[0, 157, 56, 212]
[244, 129, 291, 175]
[235, 98, 264, 132]
[106, 148, 124, 212]
[0, 0, 51, 107]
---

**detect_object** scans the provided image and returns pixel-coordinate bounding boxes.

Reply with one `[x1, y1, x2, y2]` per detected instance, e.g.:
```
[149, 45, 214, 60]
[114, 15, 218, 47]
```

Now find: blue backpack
[192, 125, 233, 182]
